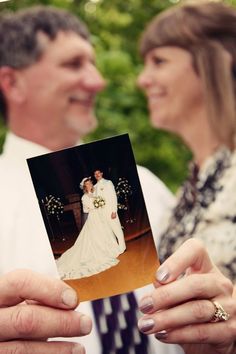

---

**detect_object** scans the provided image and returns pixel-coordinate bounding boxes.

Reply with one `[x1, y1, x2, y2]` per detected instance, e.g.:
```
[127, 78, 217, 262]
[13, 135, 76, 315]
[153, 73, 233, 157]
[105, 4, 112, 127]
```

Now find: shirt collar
[2, 132, 51, 161]
[2, 132, 82, 161]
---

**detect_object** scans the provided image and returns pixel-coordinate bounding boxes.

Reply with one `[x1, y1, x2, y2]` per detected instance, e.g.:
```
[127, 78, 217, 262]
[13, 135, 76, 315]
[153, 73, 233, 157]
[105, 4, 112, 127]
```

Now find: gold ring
[210, 301, 230, 323]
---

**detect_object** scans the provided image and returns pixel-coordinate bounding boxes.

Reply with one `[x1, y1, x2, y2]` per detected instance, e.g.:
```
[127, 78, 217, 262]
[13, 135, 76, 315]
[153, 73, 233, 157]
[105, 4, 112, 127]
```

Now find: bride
[56, 177, 121, 280]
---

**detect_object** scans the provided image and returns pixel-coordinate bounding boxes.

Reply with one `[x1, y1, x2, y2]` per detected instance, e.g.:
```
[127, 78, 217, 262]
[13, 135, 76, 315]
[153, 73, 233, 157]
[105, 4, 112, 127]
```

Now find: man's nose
[83, 65, 107, 92]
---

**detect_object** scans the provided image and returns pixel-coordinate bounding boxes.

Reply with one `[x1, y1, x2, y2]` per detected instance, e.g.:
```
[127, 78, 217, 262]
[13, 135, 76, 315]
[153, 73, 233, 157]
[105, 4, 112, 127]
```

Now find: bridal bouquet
[93, 195, 106, 209]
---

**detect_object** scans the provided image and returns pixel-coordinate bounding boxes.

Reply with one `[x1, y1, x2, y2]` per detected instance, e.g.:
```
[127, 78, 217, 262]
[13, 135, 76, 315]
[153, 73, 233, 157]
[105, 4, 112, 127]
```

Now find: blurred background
[0, 0, 235, 191]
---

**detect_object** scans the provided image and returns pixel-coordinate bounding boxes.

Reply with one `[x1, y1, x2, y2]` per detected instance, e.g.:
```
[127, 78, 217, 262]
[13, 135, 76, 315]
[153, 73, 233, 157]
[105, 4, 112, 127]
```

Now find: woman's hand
[0, 269, 92, 353]
[138, 239, 235, 354]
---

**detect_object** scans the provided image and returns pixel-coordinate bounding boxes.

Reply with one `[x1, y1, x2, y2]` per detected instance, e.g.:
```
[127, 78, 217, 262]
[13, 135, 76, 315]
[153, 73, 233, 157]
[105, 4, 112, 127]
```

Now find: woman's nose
[137, 68, 151, 90]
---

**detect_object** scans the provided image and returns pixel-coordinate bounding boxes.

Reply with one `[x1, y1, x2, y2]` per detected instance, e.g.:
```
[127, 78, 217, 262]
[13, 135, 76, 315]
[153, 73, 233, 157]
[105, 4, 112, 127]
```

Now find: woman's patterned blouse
[158, 147, 236, 282]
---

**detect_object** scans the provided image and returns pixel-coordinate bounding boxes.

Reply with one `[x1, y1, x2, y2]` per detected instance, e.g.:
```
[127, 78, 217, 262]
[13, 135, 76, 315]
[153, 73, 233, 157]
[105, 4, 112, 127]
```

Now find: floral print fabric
[159, 147, 236, 282]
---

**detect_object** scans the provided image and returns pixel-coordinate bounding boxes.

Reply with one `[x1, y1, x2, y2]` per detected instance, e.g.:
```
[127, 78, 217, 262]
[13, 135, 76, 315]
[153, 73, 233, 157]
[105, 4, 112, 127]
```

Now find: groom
[94, 169, 126, 253]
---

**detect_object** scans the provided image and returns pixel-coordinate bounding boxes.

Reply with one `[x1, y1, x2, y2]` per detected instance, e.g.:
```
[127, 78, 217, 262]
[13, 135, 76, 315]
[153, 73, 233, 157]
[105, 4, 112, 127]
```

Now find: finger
[139, 273, 232, 313]
[138, 299, 216, 334]
[0, 341, 85, 354]
[0, 269, 78, 309]
[156, 239, 217, 284]
[154, 321, 234, 347]
[0, 304, 92, 340]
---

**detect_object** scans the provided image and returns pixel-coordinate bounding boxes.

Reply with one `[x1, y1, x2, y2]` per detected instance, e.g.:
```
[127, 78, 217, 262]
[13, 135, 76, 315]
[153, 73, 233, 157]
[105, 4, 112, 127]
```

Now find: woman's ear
[0, 66, 26, 104]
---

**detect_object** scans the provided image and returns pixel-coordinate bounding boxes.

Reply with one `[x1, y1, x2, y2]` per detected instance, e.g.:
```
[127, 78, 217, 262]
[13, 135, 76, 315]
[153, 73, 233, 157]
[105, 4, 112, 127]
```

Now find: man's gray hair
[0, 6, 90, 121]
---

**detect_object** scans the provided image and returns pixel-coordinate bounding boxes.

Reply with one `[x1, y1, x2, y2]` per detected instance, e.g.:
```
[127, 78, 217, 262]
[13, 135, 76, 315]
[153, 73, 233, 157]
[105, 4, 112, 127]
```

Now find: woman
[137, 2, 236, 353]
[56, 177, 121, 280]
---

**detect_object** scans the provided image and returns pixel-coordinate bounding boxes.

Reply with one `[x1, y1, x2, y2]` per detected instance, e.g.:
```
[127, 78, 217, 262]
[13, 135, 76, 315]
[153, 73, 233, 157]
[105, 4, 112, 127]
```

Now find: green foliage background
[0, 0, 235, 191]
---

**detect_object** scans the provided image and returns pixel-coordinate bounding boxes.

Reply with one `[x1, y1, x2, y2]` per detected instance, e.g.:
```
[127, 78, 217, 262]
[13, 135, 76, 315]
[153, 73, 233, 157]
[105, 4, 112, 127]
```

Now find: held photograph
[27, 134, 159, 301]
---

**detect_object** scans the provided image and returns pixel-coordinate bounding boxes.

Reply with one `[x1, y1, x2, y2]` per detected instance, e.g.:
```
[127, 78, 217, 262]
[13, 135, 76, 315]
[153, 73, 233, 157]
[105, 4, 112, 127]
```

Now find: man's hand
[111, 212, 117, 219]
[0, 269, 92, 353]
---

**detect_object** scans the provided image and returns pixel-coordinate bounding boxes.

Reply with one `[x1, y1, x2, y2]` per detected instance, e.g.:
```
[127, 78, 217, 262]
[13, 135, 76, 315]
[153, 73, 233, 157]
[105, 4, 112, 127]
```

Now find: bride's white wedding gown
[56, 192, 121, 280]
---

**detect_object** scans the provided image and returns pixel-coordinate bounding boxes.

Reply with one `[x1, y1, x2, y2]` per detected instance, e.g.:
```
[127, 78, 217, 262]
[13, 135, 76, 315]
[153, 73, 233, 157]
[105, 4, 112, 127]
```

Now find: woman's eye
[152, 56, 165, 65]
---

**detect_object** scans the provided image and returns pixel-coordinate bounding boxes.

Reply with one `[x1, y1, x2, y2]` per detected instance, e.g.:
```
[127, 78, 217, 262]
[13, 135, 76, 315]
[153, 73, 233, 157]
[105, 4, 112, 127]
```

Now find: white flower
[93, 196, 106, 209]
[44, 195, 64, 215]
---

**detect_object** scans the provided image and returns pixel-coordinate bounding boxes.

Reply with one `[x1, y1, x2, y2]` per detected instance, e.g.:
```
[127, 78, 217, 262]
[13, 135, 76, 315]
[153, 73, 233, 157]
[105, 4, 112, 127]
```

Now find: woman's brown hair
[140, 2, 236, 148]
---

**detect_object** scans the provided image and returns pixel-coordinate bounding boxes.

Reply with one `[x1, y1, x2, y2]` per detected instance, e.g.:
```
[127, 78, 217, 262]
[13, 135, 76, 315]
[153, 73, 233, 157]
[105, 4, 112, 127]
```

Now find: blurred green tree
[0, 0, 234, 190]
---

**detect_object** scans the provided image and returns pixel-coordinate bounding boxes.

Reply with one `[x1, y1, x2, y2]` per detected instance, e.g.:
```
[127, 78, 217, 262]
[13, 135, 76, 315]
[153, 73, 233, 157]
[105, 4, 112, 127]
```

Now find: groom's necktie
[92, 292, 150, 354]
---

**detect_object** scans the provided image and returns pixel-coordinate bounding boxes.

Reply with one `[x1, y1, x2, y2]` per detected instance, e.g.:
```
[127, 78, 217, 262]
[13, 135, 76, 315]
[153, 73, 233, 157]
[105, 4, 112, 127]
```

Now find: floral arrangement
[44, 195, 64, 215]
[116, 177, 133, 210]
[93, 195, 106, 209]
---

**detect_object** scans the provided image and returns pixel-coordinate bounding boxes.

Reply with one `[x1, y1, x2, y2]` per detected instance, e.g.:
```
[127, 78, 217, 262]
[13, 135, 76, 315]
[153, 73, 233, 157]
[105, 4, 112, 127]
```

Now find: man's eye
[64, 60, 82, 69]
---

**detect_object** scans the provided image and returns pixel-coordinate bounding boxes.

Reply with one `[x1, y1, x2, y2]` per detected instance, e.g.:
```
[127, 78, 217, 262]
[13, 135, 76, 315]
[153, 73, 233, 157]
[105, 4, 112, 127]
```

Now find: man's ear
[0, 67, 25, 104]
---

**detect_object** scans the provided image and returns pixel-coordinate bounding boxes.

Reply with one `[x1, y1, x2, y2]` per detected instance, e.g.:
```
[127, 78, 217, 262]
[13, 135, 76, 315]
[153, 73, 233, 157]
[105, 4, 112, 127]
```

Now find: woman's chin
[150, 116, 168, 131]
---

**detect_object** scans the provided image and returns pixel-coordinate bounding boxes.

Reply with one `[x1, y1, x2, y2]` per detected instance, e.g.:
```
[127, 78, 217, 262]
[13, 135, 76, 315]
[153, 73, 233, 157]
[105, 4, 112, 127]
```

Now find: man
[94, 169, 126, 253]
[0, 5, 179, 354]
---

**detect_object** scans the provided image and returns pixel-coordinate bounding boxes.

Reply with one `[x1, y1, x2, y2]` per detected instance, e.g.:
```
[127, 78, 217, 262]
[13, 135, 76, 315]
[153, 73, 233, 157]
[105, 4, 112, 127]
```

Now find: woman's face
[137, 46, 206, 136]
[84, 180, 93, 192]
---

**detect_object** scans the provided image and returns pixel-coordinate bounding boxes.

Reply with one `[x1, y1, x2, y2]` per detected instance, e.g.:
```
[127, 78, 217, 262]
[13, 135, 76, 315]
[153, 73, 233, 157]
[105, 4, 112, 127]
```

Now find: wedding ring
[210, 301, 230, 323]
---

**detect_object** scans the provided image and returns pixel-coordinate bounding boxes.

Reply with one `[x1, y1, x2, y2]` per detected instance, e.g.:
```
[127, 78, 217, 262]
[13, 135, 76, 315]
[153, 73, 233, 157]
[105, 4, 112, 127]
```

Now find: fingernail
[62, 288, 78, 307]
[138, 318, 155, 332]
[80, 314, 92, 335]
[139, 296, 154, 313]
[156, 267, 169, 282]
[155, 330, 168, 340]
[72, 343, 85, 354]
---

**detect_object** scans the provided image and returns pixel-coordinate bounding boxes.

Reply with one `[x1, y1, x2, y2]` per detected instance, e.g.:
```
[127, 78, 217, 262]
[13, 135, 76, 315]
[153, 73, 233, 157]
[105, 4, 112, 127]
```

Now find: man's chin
[66, 115, 98, 137]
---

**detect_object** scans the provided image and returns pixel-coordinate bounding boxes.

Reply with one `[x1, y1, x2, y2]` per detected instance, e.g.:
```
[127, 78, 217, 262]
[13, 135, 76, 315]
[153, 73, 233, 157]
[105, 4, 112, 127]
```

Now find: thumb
[0, 269, 78, 309]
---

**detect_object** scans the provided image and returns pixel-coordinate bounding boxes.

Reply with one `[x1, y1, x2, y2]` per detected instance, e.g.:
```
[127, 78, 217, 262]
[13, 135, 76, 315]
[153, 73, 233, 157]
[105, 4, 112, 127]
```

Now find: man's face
[17, 31, 106, 145]
[94, 170, 103, 181]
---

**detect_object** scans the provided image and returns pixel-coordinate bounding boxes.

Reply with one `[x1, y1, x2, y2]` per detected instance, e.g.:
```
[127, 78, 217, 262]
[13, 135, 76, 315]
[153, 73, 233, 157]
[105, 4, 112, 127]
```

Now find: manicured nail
[62, 288, 78, 307]
[72, 343, 85, 354]
[80, 314, 92, 335]
[138, 318, 155, 332]
[139, 296, 154, 313]
[155, 330, 168, 340]
[156, 267, 169, 282]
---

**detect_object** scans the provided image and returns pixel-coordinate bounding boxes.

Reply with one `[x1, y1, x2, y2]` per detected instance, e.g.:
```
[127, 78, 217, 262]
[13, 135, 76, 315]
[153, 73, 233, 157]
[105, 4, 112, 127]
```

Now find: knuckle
[7, 269, 33, 294]
[62, 320, 72, 336]
[186, 238, 205, 253]
[229, 298, 236, 317]
[0, 342, 30, 354]
[11, 305, 38, 337]
[225, 321, 236, 341]
[191, 277, 206, 298]
[195, 326, 210, 343]
[57, 312, 72, 336]
[191, 300, 209, 321]
[220, 277, 233, 295]
[157, 287, 172, 306]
